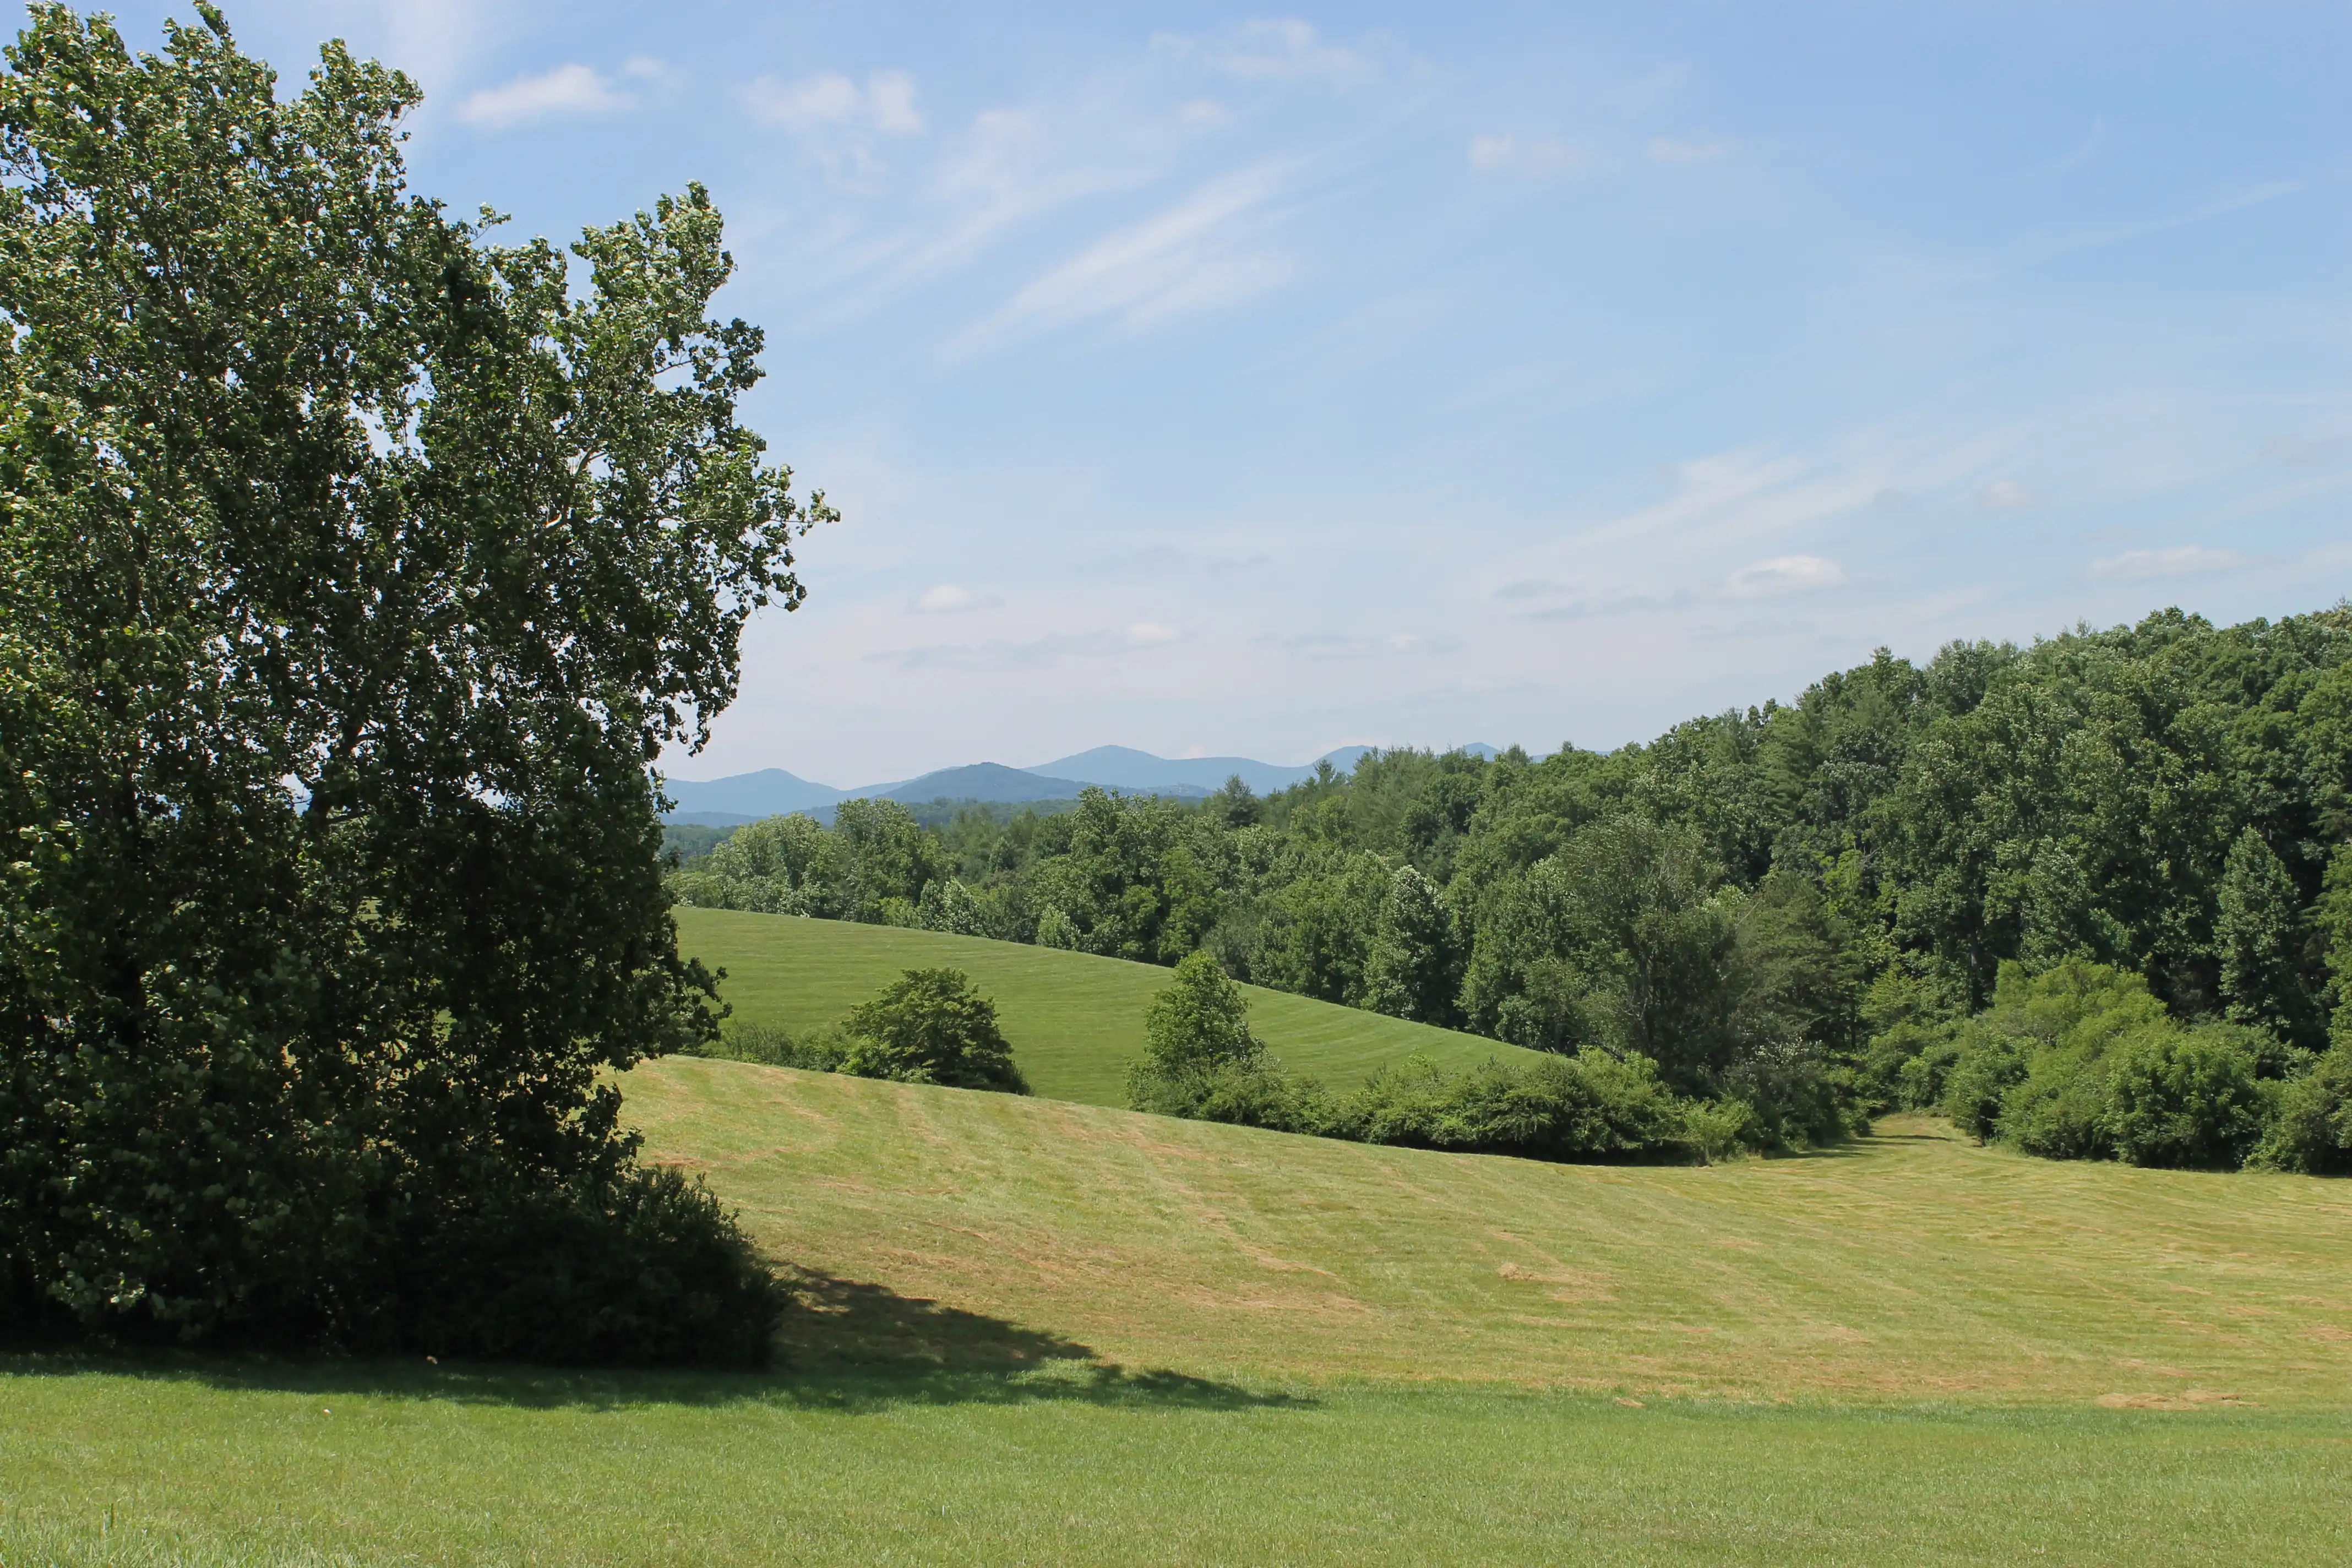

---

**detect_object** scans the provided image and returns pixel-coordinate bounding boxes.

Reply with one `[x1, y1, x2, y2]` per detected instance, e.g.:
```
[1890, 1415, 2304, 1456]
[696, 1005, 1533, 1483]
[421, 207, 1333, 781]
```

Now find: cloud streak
[1726, 555, 1847, 598]
[742, 69, 923, 134]
[1469, 134, 1591, 176]
[878, 622, 1189, 671]
[458, 62, 636, 128]
[2088, 546, 2250, 581]
[947, 163, 1297, 355]
[1153, 19, 1376, 88]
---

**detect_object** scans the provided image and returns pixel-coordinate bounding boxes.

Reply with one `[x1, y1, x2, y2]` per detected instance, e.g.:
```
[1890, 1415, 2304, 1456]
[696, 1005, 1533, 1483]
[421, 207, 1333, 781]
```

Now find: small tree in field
[1140, 953, 1262, 1076]
[841, 970, 1027, 1092]
[1128, 952, 1325, 1129]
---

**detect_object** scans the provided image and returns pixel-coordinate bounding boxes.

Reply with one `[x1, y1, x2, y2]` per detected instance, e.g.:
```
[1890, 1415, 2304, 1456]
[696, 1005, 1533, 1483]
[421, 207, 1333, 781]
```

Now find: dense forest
[672, 606, 2352, 1169]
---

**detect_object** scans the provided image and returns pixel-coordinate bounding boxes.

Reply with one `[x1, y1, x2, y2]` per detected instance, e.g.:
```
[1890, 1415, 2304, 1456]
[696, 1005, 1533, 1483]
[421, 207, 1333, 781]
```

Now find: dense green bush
[2258, 1044, 2352, 1173]
[1928, 961, 2311, 1170]
[1938, 1032, 2028, 1141]
[392, 1167, 787, 1366]
[2104, 1027, 2273, 1170]
[692, 1021, 853, 1071]
[839, 970, 1027, 1092]
[1126, 951, 1275, 1114]
[688, 973, 1026, 1093]
[1335, 1051, 1703, 1161]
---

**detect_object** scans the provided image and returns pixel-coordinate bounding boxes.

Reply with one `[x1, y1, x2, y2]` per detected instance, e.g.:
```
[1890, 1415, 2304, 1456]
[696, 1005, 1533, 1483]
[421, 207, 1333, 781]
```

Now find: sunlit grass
[9, 1005, 2351, 1564]
[672, 906, 1543, 1105]
[627, 1058, 2352, 1406]
[5, 1357, 2348, 1566]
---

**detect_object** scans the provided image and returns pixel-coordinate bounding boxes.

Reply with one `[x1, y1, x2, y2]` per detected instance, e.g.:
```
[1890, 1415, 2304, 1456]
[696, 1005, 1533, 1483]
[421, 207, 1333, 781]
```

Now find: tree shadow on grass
[0, 1267, 1309, 1415]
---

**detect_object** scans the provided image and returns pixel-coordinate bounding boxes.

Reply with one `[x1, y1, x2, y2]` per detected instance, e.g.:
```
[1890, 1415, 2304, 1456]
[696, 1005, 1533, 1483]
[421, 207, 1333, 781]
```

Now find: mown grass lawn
[672, 906, 1544, 1106]
[9, 1048, 2351, 1565]
[628, 1058, 2352, 1404]
[4, 1360, 2349, 1566]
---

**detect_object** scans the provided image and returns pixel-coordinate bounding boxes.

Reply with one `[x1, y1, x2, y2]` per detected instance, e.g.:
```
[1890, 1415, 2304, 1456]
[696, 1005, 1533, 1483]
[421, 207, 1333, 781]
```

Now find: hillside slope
[625, 1057, 2352, 1407]
[673, 908, 1543, 1106]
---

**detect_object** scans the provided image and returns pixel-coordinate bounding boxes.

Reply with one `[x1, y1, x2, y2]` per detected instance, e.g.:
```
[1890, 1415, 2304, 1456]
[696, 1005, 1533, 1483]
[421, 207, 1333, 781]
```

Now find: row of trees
[674, 606, 2352, 1166]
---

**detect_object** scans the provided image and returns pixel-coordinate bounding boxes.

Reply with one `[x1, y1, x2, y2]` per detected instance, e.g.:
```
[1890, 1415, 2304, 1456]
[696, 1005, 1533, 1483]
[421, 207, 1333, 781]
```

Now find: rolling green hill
[9, 1063, 2349, 1566]
[624, 1058, 2352, 1407]
[672, 907, 1545, 1106]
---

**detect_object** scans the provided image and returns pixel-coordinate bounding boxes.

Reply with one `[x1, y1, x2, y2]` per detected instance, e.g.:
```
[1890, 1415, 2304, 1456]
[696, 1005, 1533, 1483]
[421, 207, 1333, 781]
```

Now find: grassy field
[4, 1362, 2346, 1566]
[4, 1067, 2352, 1568]
[7, 1059, 2351, 1563]
[626, 1058, 2352, 1405]
[672, 906, 1544, 1105]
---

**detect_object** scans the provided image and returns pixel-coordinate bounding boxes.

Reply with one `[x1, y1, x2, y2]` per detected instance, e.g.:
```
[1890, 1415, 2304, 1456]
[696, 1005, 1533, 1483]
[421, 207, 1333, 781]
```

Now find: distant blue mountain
[1031, 743, 1446, 794]
[661, 758, 1210, 825]
[661, 767, 845, 826]
[661, 742, 1496, 825]
[877, 762, 1106, 805]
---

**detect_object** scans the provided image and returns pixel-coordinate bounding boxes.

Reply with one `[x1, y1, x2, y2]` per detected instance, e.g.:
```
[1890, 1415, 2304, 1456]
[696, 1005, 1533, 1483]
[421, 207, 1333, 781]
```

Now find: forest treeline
[672, 605, 2352, 1169]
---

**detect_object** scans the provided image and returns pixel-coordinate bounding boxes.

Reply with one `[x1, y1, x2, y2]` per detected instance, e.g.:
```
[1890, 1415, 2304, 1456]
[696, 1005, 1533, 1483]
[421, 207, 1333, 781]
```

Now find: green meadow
[672, 906, 1545, 1104]
[6, 921, 2351, 1565]
[4, 1362, 2346, 1567]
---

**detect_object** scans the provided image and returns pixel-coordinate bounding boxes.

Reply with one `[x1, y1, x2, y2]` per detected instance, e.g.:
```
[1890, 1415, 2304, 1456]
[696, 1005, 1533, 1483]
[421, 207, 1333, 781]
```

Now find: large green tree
[0, 4, 819, 1355]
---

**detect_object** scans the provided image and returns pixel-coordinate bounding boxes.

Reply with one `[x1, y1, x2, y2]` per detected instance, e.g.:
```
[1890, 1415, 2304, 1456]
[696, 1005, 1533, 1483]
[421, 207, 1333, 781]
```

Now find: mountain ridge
[660, 742, 1497, 825]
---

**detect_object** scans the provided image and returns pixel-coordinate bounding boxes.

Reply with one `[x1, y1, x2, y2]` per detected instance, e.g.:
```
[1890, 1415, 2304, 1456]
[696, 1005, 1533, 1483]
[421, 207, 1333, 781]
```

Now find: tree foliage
[679, 602, 2352, 1168]
[0, 6, 816, 1354]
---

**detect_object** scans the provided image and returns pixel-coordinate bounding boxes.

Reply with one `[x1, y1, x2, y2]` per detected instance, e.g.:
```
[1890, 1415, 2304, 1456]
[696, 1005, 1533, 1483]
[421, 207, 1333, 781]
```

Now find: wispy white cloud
[912, 584, 1003, 614]
[879, 622, 1189, 671]
[1725, 555, 1847, 598]
[457, 62, 634, 129]
[1976, 478, 2037, 510]
[1256, 630, 1463, 660]
[741, 68, 924, 182]
[742, 69, 924, 135]
[1469, 134, 1591, 176]
[622, 55, 686, 92]
[948, 164, 1297, 355]
[1648, 137, 1732, 164]
[1153, 19, 1376, 88]
[2088, 546, 2250, 581]
[738, 74, 1242, 334]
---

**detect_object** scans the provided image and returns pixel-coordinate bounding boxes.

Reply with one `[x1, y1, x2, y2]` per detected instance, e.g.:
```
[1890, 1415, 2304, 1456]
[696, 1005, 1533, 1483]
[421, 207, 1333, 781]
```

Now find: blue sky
[97, 2, 2352, 783]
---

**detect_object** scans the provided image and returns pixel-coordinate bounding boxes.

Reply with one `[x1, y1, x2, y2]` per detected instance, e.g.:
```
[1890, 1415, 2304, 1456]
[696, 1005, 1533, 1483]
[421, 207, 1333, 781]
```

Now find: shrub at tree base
[2105, 1029, 2272, 1171]
[0, 8, 812, 1361]
[1926, 961, 2314, 1171]
[2256, 1043, 2352, 1174]
[1126, 957, 1722, 1161]
[1336, 1052, 1705, 1162]
[393, 1168, 786, 1367]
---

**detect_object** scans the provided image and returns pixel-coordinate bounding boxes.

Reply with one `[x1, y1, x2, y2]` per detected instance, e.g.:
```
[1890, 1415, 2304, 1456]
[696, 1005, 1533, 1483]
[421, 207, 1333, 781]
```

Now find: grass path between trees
[672, 907, 1544, 1106]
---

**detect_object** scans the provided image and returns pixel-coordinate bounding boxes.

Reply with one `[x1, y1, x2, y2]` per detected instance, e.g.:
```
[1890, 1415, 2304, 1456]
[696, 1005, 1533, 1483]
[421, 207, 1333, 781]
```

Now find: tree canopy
[0, 4, 819, 1357]
[676, 605, 2352, 1168]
